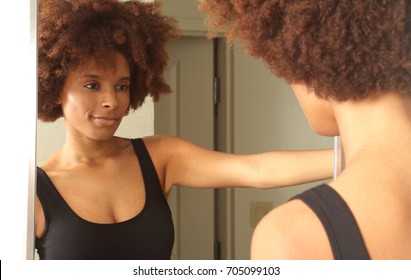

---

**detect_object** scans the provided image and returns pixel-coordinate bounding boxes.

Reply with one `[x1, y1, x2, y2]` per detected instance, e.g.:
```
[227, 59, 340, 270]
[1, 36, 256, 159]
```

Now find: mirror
[33, 0, 334, 260]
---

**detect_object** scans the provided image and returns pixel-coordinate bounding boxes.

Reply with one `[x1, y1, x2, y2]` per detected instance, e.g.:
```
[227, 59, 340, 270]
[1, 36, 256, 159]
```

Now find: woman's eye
[117, 84, 129, 91]
[84, 83, 99, 89]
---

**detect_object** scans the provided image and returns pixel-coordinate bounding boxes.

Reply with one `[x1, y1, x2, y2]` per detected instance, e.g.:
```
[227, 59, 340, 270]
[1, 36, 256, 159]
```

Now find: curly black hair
[38, 0, 180, 122]
[199, 0, 411, 101]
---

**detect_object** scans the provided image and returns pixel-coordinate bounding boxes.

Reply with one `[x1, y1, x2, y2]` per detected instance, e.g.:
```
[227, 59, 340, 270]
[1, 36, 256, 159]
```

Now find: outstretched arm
[144, 135, 333, 194]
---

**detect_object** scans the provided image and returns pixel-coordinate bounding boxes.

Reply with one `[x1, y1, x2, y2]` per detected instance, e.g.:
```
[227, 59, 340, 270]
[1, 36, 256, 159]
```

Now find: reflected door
[154, 36, 215, 260]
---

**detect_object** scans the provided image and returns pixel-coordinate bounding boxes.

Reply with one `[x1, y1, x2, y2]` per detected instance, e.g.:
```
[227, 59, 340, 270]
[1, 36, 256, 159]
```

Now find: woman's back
[252, 92, 411, 259]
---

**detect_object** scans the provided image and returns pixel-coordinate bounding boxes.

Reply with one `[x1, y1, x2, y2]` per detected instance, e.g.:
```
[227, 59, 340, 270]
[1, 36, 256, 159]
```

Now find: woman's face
[59, 52, 131, 141]
[291, 84, 338, 136]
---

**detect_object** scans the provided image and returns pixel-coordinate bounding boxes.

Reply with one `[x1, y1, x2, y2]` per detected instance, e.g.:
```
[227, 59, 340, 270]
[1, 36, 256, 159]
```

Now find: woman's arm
[144, 135, 333, 194]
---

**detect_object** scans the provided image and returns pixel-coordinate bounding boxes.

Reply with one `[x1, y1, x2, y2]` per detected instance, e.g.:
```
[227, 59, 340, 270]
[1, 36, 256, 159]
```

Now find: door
[154, 36, 215, 260]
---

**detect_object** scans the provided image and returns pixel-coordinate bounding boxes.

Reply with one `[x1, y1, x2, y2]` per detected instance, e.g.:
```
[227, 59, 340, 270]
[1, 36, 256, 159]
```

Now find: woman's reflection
[36, 0, 333, 259]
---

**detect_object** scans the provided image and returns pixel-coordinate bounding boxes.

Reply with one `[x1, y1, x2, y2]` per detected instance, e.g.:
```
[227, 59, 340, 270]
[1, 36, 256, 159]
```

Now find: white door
[155, 36, 215, 260]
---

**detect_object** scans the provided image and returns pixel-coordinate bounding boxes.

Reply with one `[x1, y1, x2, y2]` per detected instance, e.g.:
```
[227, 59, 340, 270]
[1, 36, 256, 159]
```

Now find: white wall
[0, 0, 37, 260]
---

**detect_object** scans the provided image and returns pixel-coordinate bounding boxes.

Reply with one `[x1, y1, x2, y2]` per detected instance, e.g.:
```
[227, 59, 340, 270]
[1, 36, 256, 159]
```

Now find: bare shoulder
[142, 134, 185, 152]
[251, 198, 333, 260]
[38, 156, 60, 173]
[142, 135, 188, 192]
[143, 134, 190, 146]
[143, 135, 203, 159]
[142, 135, 184, 161]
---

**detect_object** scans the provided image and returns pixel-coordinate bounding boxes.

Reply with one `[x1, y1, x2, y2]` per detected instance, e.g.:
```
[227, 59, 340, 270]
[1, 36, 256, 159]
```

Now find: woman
[199, 0, 411, 259]
[36, 0, 333, 259]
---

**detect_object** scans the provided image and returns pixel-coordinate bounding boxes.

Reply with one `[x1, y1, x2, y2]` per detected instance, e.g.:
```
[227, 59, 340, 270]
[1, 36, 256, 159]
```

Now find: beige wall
[162, 0, 208, 35]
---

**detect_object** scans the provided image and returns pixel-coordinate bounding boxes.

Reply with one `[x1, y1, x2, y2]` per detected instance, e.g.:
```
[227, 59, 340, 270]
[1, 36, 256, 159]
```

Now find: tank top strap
[36, 166, 69, 223]
[291, 184, 370, 260]
[131, 138, 164, 199]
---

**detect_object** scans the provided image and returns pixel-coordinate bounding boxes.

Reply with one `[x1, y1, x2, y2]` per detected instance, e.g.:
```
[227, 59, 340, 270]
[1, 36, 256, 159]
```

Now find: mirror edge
[26, 0, 38, 260]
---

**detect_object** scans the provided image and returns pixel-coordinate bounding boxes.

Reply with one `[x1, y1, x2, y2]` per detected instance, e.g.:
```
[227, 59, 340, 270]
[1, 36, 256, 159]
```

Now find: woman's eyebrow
[79, 74, 101, 80]
[119, 77, 131, 82]
[78, 74, 130, 81]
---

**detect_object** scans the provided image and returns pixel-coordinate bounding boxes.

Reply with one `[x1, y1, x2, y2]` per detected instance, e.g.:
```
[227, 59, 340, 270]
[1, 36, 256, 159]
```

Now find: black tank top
[36, 138, 174, 260]
[291, 184, 370, 260]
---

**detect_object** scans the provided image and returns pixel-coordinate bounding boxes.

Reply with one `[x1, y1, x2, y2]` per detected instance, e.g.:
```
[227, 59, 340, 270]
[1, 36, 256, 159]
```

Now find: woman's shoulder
[250, 197, 334, 260]
[38, 154, 61, 173]
[142, 135, 195, 155]
[142, 134, 185, 145]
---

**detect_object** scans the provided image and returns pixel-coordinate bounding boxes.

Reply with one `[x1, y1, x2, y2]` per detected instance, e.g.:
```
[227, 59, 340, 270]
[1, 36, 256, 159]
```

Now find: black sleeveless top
[291, 184, 370, 260]
[36, 138, 174, 260]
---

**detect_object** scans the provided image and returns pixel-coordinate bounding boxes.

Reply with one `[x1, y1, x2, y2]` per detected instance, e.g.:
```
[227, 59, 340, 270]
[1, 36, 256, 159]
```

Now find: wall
[0, 0, 37, 260]
[162, 0, 207, 35]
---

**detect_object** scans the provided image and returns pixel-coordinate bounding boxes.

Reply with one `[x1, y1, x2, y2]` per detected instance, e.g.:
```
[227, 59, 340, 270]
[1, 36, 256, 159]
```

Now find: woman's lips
[92, 116, 118, 126]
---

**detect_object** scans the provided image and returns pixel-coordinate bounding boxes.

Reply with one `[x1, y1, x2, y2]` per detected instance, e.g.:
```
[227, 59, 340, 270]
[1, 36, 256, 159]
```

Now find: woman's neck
[56, 135, 129, 168]
[333, 92, 411, 167]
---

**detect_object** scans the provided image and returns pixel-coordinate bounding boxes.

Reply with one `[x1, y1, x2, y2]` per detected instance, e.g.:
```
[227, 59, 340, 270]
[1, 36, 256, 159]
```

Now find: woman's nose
[101, 91, 118, 109]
